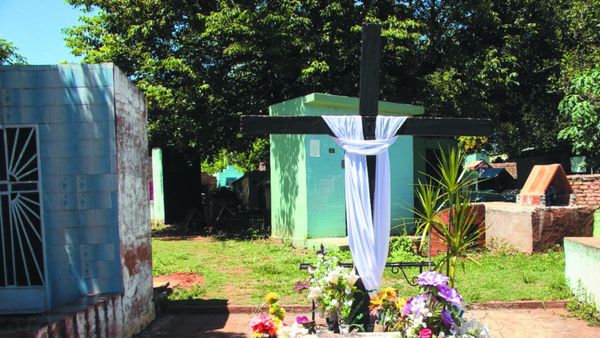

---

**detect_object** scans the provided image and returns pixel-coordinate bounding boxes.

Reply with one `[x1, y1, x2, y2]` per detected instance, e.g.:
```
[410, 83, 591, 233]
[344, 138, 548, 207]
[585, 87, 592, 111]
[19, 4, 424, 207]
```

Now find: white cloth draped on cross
[322, 115, 407, 294]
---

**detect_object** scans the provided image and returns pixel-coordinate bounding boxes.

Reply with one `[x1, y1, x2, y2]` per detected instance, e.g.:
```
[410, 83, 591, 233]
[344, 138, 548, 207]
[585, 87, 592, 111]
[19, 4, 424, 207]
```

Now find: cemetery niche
[0, 64, 153, 337]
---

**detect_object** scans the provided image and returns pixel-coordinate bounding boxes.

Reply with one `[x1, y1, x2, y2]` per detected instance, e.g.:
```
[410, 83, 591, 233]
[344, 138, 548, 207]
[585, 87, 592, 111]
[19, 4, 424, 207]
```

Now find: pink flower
[419, 328, 432, 338]
[295, 315, 310, 324]
[250, 313, 276, 335]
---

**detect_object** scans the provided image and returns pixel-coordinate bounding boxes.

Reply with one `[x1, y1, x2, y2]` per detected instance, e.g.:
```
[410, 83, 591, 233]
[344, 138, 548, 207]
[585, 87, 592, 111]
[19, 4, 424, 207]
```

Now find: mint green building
[269, 93, 451, 247]
[214, 165, 244, 188]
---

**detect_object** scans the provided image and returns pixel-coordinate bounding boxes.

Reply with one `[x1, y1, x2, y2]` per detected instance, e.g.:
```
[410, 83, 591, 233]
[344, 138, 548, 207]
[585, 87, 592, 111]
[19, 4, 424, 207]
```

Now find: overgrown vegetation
[152, 234, 568, 305]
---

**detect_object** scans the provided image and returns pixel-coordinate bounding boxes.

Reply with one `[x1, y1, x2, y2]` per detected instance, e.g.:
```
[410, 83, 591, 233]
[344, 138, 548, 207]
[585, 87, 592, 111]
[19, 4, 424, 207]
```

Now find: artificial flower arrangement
[250, 292, 312, 338]
[307, 254, 360, 329]
[371, 270, 490, 338]
[369, 287, 406, 331]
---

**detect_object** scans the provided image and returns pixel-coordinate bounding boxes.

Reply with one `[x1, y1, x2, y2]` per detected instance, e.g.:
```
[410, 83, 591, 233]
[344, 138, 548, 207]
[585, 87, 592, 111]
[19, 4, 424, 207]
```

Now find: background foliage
[63, 0, 599, 169]
[0, 38, 27, 65]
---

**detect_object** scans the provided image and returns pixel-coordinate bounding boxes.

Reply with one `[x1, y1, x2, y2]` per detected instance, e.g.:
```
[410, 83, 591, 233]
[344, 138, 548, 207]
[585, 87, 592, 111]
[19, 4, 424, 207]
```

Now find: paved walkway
[136, 308, 600, 337]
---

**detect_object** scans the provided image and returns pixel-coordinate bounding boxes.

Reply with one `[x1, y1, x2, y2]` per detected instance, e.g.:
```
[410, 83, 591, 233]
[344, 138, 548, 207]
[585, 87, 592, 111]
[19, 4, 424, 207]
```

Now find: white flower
[345, 286, 352, 295]
[327, 271, 341, 284]
[330, 299, 339, 308]
[344, 299, 353, 307]
[345, 272, 360, 285]
[455, 318, 491, 338]
[308, 287, 322, 300]
[279, 322, 308, 338]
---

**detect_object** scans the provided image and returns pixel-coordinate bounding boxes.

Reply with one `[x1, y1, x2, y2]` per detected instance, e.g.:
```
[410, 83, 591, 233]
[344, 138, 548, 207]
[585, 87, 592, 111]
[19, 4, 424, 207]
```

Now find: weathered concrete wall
[568, 174, 600, 207]
[531, 207, 594, 251]
[0, 64, 153, 336]
[0, 64, 122, 313]
[565, 237, 600, 310]
[114, 67, 154, 337]
[485, 202, 535, 252]
[485, 202, 593, 253]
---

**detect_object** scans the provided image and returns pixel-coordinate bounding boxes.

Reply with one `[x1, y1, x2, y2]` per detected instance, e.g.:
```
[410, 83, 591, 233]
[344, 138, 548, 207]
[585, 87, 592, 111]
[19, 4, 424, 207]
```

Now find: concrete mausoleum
[269, 93, 452, 247]
[0, 64, 153, 337]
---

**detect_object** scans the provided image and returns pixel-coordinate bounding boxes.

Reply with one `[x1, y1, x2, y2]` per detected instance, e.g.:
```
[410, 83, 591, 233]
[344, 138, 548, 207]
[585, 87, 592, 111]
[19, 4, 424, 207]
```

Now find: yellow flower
[369, 295, 383, 310]
[280, 308, 286, 319]
[382, 287, 397, 300]
[268, 306, 277, 314]
[395, 297, 407, 310]
[265, 292, 280, 304]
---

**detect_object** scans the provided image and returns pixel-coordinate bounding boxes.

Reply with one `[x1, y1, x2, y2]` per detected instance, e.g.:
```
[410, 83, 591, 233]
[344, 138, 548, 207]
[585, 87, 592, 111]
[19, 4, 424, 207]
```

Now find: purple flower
[441, 308, 455, 329]
[402, 297, 413, 316]
[409, 293, 429, 317]
[295, 315, 310, 324]
[417, 270, 449, 287]
[437, 285, 463, 308]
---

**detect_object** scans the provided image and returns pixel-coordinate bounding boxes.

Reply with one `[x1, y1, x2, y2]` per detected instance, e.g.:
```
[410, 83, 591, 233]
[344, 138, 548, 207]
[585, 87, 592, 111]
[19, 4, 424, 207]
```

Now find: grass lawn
[152, 236, 570, 305]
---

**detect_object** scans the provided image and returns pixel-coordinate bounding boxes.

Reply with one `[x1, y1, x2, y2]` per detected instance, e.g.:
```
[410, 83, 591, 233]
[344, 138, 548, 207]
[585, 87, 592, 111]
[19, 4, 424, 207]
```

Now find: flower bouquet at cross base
[369, 287, 406, 331]
[249, 292, 313, 338]
[372, 270, 490, 337]
[306, 254, 361, 330]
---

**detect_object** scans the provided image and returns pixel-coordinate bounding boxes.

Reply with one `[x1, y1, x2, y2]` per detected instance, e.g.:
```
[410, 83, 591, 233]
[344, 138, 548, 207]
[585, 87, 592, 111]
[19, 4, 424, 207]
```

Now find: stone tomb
[0, 64, 153, 337]
[486, 164, 594, 253]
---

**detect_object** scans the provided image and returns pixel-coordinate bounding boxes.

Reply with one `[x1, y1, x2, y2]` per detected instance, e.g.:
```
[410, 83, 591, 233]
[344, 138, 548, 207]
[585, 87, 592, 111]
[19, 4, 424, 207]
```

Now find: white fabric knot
[333, 137, 399, 156]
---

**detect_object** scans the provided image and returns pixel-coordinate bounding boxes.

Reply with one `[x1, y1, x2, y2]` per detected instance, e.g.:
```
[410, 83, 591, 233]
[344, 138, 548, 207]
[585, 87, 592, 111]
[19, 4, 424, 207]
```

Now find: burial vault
[266, 93, 455, 247]
[0, 64, 153, 337]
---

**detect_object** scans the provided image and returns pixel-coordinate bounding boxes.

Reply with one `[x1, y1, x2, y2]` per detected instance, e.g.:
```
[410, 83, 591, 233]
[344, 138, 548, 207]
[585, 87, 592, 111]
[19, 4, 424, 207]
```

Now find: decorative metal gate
[0, 126, 45, 289]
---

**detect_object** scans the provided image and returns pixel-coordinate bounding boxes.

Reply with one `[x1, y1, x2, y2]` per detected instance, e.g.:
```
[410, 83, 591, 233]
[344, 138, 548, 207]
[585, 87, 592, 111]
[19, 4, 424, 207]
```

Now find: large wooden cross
[241, 24, 490, 329]
[241, 23, 491, 196]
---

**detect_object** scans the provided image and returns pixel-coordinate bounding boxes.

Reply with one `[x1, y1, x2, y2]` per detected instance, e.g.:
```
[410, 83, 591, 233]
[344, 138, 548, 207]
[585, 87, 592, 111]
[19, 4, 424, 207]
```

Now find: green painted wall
[270, 134, 308, 244]
[269, 93, 425, 245]
[465, 152, 490, 165]
[594, 209, 600, 238]
[564, 238, 600, 309]
[214, 165, 244, 188]
[151, 148, 165, 225]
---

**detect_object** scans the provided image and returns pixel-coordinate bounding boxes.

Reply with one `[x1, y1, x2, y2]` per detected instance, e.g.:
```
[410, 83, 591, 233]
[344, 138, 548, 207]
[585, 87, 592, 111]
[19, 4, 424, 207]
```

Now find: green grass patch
[153, 237, 569, 305]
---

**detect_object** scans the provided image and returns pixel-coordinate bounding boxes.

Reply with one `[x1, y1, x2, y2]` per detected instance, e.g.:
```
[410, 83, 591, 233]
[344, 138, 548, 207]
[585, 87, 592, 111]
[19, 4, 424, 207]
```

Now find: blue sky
[0, 0, 87, 64]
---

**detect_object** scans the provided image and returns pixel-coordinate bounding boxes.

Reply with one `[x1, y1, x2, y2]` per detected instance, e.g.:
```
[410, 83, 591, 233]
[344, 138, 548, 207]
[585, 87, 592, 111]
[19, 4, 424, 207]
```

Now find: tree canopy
[64, 0, 599, 169]
[0, 38, 27, 65]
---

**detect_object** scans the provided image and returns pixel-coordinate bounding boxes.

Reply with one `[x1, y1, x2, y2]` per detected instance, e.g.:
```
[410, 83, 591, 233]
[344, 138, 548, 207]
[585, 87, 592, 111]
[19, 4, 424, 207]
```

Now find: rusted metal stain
[122, 242, 152, 276]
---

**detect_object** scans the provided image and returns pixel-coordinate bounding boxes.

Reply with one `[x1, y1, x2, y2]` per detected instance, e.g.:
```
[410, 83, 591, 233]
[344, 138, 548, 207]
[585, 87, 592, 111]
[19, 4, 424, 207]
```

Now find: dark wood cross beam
[241, 24, 491, 138]
[241, 23, 491, 195]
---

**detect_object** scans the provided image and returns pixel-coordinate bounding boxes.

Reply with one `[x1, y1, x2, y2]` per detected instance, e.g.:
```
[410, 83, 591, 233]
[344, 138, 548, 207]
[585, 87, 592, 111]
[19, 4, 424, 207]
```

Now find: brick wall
[568, 174, 600, 207]
[430, 204, 486, 256]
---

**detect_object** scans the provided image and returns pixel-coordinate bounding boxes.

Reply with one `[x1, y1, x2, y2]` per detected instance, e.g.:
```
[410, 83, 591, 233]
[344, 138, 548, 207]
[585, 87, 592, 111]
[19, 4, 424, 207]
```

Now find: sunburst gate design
[0, 127, 45, 287]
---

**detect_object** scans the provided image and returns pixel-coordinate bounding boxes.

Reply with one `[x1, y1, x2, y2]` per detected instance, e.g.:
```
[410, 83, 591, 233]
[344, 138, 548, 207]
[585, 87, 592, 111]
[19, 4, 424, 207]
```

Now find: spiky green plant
[414, 147, 484, 287]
